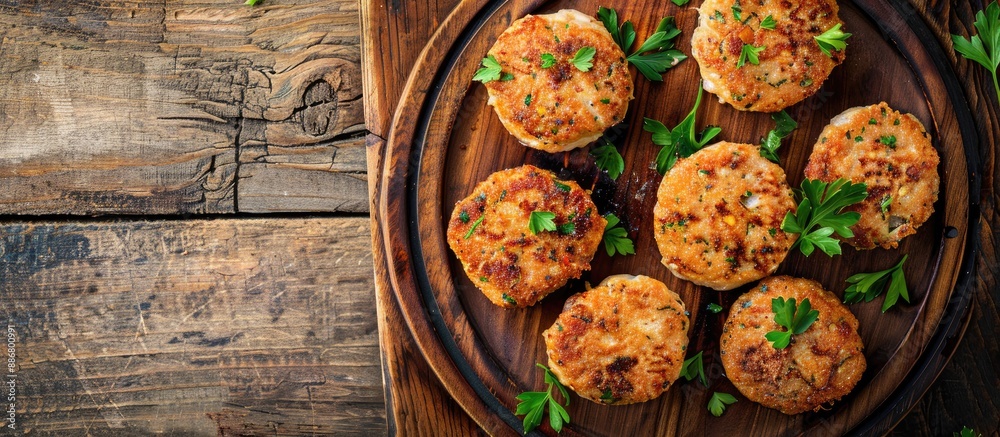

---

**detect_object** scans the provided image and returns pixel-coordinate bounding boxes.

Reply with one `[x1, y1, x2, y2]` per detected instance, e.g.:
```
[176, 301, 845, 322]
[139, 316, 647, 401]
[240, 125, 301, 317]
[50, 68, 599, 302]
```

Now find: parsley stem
[992, 69, 1000, 103]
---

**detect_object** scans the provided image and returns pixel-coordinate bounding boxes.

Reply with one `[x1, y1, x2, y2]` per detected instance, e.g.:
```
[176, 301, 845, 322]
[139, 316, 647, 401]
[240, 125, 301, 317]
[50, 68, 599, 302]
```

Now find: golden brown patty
[691, 0, 845, 112]
[446, 165, 605, 308]
[543, 275, 689, 404]
[804, 102, 939, 249]
[720, 276, 866, 415]
[483, 9, 633, 152]
[653, 142, 797, 290]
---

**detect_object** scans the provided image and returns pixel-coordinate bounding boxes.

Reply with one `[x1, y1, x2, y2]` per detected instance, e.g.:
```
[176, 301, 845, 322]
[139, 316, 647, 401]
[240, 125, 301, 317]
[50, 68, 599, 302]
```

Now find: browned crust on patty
[720, 276, 866, 415]
[804, 102, 940, 249]
[543, 275, 689, 404]
[485, 9, 633, 152]
[446, 165, 606, 308]
[691, 0, 844, 112]
[654, 142, 797, 290]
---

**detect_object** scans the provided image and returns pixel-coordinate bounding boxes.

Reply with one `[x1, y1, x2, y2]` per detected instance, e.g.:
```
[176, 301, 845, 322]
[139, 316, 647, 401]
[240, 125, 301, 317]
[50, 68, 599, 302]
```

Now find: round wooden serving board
[379, 0, 980, 435]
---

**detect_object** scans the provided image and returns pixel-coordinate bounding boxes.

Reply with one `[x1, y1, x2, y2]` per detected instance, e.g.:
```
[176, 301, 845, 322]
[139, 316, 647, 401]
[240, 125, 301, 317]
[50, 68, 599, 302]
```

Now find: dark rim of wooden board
[379, 0, 981, 435]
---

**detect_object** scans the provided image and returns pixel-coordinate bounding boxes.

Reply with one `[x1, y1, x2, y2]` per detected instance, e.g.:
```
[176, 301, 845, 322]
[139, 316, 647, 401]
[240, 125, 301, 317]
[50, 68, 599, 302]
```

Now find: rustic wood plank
[366, 133, 483, 436]
[360, 0, 455, 138]
[0, 217, 386, 435]
[0, 0, 366, 215]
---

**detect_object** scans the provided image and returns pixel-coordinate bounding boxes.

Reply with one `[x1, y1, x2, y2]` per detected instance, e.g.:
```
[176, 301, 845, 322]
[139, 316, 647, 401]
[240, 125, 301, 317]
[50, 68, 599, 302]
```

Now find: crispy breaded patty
[720, 276, 866, 415]
[653, 142, 797, 290]
[543, 275, 689, 404]
[691, 0, 845, 112]
[483, 9, 633, 152]
[446, 165, 605, 308]
[804, 102, 939, 249]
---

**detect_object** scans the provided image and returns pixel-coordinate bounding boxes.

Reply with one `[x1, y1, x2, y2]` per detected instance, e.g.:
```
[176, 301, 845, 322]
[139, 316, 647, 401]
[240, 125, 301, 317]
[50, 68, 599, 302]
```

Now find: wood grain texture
[366, 2, 997, 432]
[0, 0, 366, 215]
[890, 1, 1000, 435]
[0, 218, 386, 435]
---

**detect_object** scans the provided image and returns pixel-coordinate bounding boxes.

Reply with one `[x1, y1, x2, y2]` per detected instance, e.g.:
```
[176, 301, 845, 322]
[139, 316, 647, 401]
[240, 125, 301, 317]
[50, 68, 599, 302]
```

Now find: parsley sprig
[570, 47, 596, 71]
[845, 255, 910, 312]
[814, 23, 851, 57]
[952, 1, 1000, 101]
[708, 392, 737, 416]
[738, 44, 765, 67]
[597, 7, 687, 81]
[679, 351, 707, 386]
[473, 55, 506, 83]
[764, 297, 819, 349]
[591, 138, 625, 180]
[528, 211, 556, 234]
[643, 83, 721, 174]
[759, 110, 798, 163]
[516, 364, 571, 433]
[602, 213, 635, 256]
[760, 15, 776, 30]
[781, 178, 868, 257]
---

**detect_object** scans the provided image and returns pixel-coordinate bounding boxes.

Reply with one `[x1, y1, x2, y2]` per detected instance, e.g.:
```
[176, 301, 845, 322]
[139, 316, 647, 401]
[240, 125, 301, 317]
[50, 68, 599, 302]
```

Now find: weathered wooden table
[0, 0, 996, 435]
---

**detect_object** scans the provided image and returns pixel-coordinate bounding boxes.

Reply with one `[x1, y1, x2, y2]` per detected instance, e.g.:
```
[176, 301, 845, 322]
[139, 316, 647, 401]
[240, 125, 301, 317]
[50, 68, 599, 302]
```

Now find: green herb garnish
[845, 255, 909, 312]
[473, 55, 503, 83]
[591, 138, 625, 180]
[738, 44, 765, 67]
[680, 351, 707, 386]
[541, 53, 556, 68]
[954, 426, 980, 437]
[528, 211, 557, 235]
[708, 392, 737, 417]
[880, 195, 892, 213]
[597, 8, 687, 81]
[814, 23, 851, 56]
[644, 83, 721, 174]
[464, 214, 484, 239]
[515, 364, 571, 433]
[671, 0, 691, 5]
[760, 15, 776, 30]
[759, 110, 797, 163]
[731, 4, 742, 21]
[764, 297, 819, 349]
[570, 46, 596, 72]
[602, 213, 635, 256]
[244, 0, 263, 5]
[952, 1, 1000, 101]
[707, 303, 723, 313]
[781, 178, 868, 257]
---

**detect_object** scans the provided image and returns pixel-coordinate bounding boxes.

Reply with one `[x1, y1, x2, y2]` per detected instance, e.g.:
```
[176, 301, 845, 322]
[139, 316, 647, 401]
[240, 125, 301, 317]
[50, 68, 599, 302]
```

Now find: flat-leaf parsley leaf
[764, 297, 819, 349]
[570, 46, 596, 72]
[760, 15, 777, 30]
[679, 351, 707, 386]
[591, 138, 625, 180]
[473, 55, 503, 83]
[738, 44, 765, 67]
[644, 82, 721, 174]
[708, 392, 737, 416]
[528, 211, 557, 235]
[814, 23, 851, 56]
[515, 363, 571, 433]
[541, 53, 556, 68]
[952, 1, 1000, 102]
[598, 7, 687, 81]
[844, 254, 909, 312]
[602, 213, 635, 256]
[781, 178, 868, 257]
[759, 110, 798, 163]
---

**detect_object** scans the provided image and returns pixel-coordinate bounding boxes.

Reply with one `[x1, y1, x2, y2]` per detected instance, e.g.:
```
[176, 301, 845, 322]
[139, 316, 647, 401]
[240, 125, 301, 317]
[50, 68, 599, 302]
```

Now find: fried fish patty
[720, 276, 866, 415]
[543, 275, 689, 405]
[483, 9, 633, 152]
[653, 142, 797, 290]
[446, 165, 605, 308]
[691, 0, 845, 112]
[804, 102, 940, 249]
